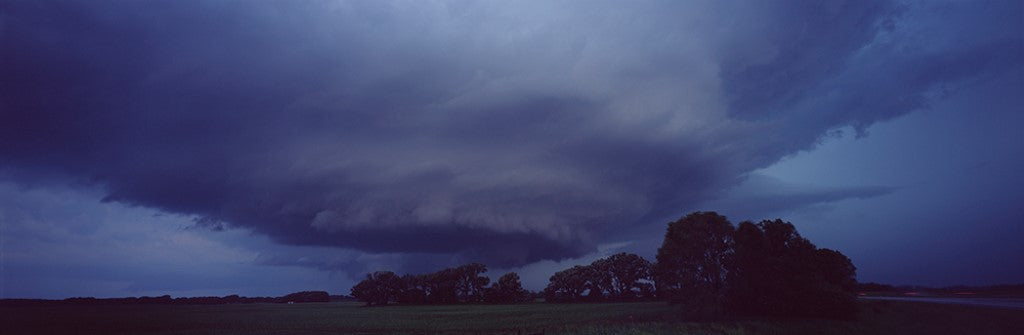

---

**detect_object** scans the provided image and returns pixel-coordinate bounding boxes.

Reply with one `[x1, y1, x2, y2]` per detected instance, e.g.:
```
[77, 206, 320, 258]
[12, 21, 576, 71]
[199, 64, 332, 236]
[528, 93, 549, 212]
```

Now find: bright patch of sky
[0, 182, 355, 299]
[754, 66, 1024, 286]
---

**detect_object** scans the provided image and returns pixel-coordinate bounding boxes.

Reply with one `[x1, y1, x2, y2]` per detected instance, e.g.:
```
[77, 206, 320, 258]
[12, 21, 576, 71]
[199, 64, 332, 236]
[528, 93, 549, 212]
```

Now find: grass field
[2, 300, 1022, 334]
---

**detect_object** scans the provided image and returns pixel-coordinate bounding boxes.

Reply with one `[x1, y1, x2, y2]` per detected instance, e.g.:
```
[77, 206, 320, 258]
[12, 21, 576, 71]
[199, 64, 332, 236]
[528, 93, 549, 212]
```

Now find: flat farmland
[2, 300, 1022, 334]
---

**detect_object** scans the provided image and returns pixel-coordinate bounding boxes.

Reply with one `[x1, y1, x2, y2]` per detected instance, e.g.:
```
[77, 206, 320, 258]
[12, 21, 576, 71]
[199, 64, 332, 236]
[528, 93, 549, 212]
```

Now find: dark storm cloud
[2, 1, 1020, 267]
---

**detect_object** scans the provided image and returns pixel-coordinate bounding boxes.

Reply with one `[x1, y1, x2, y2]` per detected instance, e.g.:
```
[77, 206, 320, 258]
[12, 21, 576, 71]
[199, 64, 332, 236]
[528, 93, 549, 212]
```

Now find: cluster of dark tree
[654, 212, 858, 319]
[350, 263, 531, 306]
[1, 291, 329, 306]
[348, 211, 857, 319]
[543, 252, 655, 302]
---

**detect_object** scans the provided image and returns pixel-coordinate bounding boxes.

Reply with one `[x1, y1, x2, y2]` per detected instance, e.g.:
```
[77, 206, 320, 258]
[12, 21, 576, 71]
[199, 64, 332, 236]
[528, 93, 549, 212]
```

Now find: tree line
[349, 263, 531, 306]
[351, 211, 858, 319]
[1, 291, 330, 307]
[543, 252, 654, 302]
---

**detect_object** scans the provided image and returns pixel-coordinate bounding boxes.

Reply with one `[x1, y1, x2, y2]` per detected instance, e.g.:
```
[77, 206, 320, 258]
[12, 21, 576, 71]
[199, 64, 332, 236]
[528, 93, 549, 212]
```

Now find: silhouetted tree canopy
[594, 252, 654, 300]
[543, 252, 653, 302]
[454, 263, 491, 303]
[397, 273, 430, 304]
[351, 271, 403, 306]
[654, 211, 734, 318]
[645, 212, 858, 319]
[544, 265, 591, 302]
[352, 263, 497, 306]
[280, 291, 330, 303]
[725, 219, 857, 318]
[485, 272, 532, 303]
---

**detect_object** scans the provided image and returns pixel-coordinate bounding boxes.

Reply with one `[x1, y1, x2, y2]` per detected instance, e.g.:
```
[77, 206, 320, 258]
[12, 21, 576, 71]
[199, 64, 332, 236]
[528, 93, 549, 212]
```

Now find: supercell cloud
[2, 0, 1020, 268]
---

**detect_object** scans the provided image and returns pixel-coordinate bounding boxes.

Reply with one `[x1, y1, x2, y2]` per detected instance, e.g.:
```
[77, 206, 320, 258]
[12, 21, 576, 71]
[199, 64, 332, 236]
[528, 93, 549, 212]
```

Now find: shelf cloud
[2, 0, 1020, 268]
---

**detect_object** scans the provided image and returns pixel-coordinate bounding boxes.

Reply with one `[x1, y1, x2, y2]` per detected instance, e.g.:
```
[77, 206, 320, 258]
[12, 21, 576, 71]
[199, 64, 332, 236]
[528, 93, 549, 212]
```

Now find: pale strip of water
[860, 296, 1024, 310]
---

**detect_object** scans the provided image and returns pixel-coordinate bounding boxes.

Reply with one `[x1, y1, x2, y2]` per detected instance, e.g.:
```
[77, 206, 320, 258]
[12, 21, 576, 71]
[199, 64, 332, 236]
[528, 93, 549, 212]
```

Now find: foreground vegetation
[3, 300, 1021, 335]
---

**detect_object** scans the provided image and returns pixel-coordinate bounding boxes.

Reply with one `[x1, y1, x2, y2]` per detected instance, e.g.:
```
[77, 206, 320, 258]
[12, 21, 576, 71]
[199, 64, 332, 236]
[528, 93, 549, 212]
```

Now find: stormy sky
[2, 0, 1022, 298]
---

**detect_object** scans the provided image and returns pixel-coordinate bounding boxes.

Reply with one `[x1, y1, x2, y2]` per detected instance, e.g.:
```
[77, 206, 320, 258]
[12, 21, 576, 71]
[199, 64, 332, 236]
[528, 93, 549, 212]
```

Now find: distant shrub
[279, 291, 330, 303]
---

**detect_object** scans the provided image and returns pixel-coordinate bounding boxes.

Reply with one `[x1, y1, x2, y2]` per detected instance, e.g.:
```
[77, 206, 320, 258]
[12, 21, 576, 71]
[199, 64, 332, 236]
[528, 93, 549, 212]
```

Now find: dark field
[2, 300, 1022, 335]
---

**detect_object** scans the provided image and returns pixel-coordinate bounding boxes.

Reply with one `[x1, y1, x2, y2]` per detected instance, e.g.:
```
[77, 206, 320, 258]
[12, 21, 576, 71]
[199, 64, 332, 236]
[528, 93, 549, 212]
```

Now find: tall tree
[654, 211, 734, 317]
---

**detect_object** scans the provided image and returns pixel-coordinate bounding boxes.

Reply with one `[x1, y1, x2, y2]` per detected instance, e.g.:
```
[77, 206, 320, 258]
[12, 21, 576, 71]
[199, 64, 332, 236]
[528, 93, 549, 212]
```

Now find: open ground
[2, 300, 1022, 335]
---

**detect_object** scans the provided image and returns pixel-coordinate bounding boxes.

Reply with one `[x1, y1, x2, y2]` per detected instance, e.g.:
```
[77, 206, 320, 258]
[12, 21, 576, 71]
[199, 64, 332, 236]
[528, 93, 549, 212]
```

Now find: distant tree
[485, 272, 531, 303]
[544, 265, 590, 302]
[579, 264, 607, 302]
[350, 276, 376, 306]
[350, 263, 508, 306]
[654, 211, 734, 318]
[223, 294, 241, 304]
[426, 268, 459, 304]
[542, 253, 654, 303]
[454, 263, 490, 303]
[280, 291, 329, 303]
[351, 271, 402, 306]
[602, 252, 654, 300]
[388, 263, 491, 305]
[398, 274, 429, 304]
[582, 261, 610, 301]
